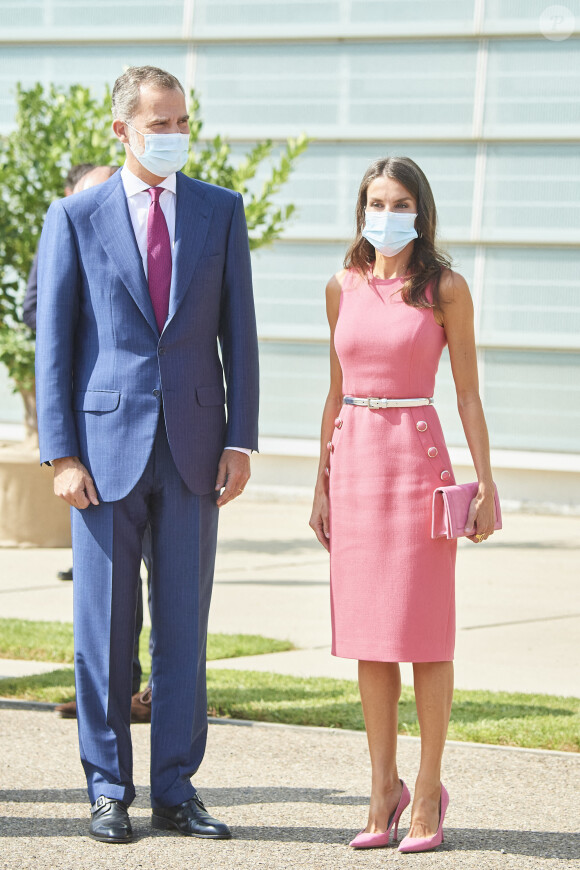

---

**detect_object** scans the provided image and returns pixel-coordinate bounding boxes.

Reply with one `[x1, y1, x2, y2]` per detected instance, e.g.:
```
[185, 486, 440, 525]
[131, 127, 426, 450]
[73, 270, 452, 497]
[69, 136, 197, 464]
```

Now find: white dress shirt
[120, 163, 250, 458]
[121, 164, 176, 277]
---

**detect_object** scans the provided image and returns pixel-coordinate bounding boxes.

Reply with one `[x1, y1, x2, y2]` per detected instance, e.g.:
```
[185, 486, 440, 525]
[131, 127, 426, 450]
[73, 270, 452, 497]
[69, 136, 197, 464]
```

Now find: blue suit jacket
[35, 169, 259, 501]
[23, 251, 38, 331]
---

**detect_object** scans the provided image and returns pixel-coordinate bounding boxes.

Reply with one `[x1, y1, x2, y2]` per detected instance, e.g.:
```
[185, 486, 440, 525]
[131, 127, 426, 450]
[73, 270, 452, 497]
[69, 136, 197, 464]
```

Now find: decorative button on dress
[329, 269, 457, 662]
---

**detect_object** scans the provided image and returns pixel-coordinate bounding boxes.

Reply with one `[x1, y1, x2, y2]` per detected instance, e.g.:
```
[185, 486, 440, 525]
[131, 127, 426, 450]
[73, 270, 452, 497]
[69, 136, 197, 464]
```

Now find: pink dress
[329, 269, 457, 662]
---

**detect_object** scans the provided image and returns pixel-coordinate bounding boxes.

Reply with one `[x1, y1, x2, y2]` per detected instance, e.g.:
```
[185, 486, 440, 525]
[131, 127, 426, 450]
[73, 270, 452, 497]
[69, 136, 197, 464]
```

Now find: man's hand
[52, 456, 100, 509]
[214, 449, 251, 508]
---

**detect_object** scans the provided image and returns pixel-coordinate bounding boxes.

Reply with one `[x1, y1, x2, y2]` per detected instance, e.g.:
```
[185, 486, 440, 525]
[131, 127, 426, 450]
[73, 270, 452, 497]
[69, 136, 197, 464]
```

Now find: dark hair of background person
[64, 163, 95, 193]
[344, 156, 453, 310]
[73, 165, 118, 192]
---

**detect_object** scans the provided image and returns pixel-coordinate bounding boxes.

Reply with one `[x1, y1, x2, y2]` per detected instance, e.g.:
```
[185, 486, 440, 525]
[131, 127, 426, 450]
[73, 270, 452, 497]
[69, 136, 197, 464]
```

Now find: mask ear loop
[124, 121, 148, 153]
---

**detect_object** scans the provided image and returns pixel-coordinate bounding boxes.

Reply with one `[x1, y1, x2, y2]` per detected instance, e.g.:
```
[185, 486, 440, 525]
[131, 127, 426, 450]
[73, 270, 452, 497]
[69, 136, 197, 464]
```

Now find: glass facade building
[1, 1, 579, 488]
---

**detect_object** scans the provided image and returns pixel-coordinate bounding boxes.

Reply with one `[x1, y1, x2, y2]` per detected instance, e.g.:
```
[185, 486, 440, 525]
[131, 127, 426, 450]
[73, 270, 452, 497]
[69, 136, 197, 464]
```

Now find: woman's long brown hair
[344, 156, 452, 309]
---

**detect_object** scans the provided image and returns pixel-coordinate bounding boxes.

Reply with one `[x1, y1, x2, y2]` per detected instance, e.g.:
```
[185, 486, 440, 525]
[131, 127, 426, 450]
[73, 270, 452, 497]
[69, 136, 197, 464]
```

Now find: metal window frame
[2, 28, 580, 45]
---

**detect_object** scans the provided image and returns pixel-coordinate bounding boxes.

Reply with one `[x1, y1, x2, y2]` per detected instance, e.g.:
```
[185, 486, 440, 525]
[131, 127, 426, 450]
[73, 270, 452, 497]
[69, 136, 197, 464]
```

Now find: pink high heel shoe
[398, 783, 449, 853]
[349, 780, 411, 848]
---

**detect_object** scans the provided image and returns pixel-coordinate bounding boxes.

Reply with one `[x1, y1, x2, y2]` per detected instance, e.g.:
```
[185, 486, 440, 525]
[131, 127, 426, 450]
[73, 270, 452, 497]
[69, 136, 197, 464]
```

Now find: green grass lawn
[205, 671, 580, 753]
[0, 617, 293, 669]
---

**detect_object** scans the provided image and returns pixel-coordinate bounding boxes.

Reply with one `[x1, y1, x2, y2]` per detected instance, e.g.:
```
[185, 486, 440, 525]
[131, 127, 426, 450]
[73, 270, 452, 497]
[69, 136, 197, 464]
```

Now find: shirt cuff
[224, 446, 252, 456]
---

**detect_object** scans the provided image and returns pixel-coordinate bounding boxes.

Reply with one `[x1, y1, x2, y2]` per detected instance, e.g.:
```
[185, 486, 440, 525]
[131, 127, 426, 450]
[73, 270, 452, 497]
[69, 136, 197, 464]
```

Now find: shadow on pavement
[436, 828, 580, 860]
[218, 538, 321, 555]
[0, 785, 367, 809]
[228, 826, 580, 856]
[2, 811, 577, 859]
[461, 540, 580, 551]
[215, 578, 328, 586]
[0, 815, 148, 842]
[200, 786, 368, 807]
[0, 788, 88, 804]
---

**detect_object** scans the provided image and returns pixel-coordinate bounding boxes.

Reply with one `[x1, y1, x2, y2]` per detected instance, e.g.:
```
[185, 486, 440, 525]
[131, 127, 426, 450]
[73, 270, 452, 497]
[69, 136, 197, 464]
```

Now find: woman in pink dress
[310, 157, 496, 853]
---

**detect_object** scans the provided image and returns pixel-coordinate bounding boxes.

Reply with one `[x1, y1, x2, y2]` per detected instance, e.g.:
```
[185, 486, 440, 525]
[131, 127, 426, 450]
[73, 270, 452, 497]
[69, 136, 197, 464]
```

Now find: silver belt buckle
[367, 397, 386, 409]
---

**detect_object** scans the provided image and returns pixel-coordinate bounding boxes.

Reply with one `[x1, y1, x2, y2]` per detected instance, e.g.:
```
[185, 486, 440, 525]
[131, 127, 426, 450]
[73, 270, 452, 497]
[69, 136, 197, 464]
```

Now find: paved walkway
[1, 498, 579, 695]
[1, 705, 579, 870]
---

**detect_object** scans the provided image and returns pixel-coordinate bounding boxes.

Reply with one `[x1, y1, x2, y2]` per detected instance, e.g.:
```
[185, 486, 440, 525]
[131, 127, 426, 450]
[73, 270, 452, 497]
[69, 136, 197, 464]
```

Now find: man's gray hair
[111, 66, 185, 122]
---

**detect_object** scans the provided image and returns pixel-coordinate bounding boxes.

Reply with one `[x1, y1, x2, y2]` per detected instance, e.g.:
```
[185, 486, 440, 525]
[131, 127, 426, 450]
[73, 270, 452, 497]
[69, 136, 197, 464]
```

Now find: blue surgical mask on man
[126, 123, 189, 177]
[362, 210, 418, 257]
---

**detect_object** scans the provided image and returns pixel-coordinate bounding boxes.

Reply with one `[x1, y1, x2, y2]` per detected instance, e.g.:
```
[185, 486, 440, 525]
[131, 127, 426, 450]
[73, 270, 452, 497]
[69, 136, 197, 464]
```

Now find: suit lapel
[166, 173, 213, 327]
[90, 174, 159, 336]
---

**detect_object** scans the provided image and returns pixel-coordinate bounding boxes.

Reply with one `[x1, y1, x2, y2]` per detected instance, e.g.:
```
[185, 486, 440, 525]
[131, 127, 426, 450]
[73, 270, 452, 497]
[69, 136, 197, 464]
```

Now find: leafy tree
[0, 82, 308, 438]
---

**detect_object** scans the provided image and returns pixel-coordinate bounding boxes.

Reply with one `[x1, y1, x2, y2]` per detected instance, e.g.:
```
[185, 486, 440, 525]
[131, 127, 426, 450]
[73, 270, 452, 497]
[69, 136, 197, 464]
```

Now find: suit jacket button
[153, 389, 160, 397]
[158, 348, 166, 355]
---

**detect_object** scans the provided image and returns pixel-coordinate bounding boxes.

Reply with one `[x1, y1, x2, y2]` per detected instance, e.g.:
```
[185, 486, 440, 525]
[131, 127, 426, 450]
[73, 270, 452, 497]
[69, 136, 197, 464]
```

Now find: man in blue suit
[35, 66, 259, 844]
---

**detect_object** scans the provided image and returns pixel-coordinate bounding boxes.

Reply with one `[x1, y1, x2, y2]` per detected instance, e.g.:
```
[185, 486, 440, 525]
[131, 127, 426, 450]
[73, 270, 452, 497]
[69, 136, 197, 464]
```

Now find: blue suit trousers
[71, 413, 219, 807]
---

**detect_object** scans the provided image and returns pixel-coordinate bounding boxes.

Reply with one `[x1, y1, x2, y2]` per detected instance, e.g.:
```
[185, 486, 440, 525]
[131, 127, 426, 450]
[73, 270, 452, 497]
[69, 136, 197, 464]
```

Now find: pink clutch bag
[431, 481, 502, 539]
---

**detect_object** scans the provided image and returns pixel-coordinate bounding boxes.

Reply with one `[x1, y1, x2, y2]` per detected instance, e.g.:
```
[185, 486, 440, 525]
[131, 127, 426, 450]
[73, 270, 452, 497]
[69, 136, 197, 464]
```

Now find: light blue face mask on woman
[127, 123, 190, 177]
[362, 210, 419, 257]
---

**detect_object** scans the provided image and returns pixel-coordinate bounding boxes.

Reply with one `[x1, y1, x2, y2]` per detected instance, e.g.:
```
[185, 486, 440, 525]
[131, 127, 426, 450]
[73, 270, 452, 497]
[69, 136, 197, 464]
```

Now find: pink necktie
[147, 187, 171, 332]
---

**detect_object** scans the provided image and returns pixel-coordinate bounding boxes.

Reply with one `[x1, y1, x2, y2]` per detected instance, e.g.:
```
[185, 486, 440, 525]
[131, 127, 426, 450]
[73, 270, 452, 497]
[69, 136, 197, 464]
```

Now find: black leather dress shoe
[151, 794, 231, 839]
[89, 795, 133, 843]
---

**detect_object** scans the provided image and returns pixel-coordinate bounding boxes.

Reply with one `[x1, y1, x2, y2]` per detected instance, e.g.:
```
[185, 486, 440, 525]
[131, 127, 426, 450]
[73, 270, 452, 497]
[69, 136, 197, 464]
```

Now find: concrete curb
[0, 697, 57, 711]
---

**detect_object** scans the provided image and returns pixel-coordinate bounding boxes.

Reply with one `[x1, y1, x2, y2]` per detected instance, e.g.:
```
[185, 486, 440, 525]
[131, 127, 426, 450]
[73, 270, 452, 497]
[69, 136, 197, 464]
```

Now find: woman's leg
[408, 661, 454, 837]
[358, 660, 403, 833]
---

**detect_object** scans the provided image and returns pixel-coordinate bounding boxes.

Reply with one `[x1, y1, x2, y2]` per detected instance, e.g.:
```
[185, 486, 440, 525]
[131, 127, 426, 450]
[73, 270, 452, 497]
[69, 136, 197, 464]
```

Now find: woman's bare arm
[309, 270, 345, 550]
[438, 269, 496, 540]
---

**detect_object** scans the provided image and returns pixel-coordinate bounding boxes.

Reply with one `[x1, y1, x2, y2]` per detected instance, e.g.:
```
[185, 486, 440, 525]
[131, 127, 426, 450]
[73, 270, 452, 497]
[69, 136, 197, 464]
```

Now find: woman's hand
[310, 484, 330, 551]
[309, 271, 343, 554]
[465, 486, 496, 543]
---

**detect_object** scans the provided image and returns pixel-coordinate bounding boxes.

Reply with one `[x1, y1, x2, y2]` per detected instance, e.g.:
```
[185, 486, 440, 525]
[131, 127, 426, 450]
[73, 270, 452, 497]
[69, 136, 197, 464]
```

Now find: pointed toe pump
[349, 780, 411, 849]
[398, 783, 449, 853]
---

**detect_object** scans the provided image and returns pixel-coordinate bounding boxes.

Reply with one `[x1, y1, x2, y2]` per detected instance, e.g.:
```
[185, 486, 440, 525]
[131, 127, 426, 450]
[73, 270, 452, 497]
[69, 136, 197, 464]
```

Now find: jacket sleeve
[22, 251, 38, 331]
[35, 200, 81, 464]
[219, 193, 260, 452]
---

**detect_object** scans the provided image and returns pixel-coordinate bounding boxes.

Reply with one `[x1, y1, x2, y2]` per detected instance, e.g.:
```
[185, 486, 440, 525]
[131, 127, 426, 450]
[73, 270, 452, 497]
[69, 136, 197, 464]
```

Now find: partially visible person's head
[345, 156, 452, 308]
[73, 165, 117, 193]
[64, 163, 95, 196]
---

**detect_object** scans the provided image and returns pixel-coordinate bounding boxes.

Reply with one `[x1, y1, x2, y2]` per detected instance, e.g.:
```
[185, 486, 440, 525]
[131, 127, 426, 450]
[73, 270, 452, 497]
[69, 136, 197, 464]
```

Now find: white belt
[343, 395, 433, 409]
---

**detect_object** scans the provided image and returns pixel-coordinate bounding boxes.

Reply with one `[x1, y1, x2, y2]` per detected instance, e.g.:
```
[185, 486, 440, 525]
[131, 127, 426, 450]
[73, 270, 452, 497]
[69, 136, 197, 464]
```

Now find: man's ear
[112, 119, 130, 144]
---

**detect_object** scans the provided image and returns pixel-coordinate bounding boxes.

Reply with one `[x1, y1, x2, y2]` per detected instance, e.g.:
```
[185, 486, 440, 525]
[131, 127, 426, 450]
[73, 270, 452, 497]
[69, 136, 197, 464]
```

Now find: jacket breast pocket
[73, 390, 121, 413]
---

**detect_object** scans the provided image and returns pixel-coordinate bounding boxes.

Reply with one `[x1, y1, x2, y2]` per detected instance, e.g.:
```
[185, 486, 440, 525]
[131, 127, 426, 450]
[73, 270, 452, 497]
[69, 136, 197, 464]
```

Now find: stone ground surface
[1, 708, 579, 870]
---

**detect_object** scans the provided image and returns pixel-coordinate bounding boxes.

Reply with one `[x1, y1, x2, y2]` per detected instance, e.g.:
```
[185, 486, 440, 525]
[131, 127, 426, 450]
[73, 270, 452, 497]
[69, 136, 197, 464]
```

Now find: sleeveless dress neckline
[368, 272, 410, 285]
